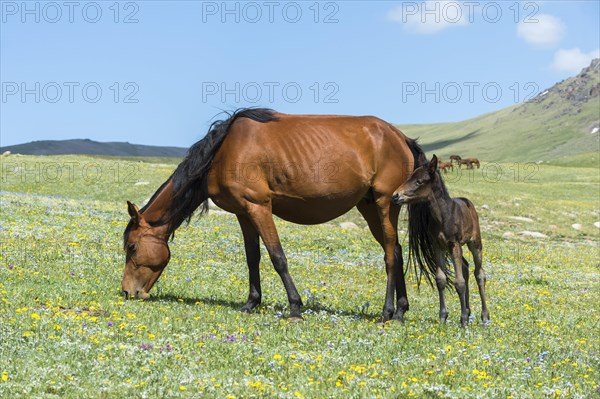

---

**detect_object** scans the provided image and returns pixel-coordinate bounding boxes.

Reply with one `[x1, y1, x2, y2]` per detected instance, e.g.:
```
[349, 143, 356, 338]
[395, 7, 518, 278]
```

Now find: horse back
[207, 112, 416, 222]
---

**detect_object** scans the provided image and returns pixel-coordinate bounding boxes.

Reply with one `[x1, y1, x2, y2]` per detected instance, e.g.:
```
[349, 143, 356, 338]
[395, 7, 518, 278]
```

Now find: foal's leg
[236, 215, 261, 313]
[357, 200, 407, 322]
[462, 256, 471, 318]
[468, 240, 490, 322]
[245, 205, 303, 318]
[435, 249, 448, 323]
[451, 243, 469, 327]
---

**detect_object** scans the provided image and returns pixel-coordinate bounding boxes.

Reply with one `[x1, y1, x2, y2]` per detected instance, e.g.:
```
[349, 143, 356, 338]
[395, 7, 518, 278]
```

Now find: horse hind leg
[392, 242, 408, 321]
[377, 201, 402, 323]
[357, 199, 406, 322]
[468, 240, 489, 323]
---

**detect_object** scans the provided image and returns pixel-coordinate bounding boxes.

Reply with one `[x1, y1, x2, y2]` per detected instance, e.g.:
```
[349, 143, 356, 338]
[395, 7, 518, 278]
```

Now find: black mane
[405, 138, 453, 287]
[123, 108, 279, 247]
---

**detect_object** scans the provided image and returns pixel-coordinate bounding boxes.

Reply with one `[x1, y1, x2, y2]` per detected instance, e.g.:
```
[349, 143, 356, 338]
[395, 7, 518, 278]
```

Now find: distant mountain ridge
[0, 139, 187, 157]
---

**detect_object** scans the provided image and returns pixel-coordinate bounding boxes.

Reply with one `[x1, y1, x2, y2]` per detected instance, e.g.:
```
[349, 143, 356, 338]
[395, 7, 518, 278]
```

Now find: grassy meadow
[1, 154, 599, 398]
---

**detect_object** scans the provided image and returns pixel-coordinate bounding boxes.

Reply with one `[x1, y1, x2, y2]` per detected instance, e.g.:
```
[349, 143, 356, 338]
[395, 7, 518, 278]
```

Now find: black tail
[166, 108, 278, 230]
[405, 139, 448, 287]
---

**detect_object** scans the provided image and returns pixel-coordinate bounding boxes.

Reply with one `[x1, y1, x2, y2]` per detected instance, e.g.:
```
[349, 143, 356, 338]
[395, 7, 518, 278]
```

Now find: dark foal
[392, 155, 490, 326]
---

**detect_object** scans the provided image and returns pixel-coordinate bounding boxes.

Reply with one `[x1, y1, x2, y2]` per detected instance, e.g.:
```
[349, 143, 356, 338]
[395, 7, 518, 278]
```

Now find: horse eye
[416, 179, 423, 186]
[127, 243, 136, 253]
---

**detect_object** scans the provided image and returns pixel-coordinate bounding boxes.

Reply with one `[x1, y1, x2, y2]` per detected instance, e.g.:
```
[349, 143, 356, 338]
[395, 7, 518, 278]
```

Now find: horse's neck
[427, 176, 453, 226]
[141, 179, 175, 228]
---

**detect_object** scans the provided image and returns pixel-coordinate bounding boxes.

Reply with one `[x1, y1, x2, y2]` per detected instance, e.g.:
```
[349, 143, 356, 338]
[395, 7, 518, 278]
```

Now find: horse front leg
[246, 205, 303, 319]
[236, 215, 262, 313]
[462, 256, 471, 319]
[435, 249, 448, 323]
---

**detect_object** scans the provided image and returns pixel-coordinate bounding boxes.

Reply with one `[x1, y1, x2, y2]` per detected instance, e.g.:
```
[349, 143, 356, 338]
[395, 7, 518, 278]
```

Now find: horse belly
[271, 190, 367, 224]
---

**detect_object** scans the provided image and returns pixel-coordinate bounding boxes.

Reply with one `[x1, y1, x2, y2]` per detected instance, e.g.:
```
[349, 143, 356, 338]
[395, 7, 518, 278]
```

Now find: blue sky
[1, 1, 599, 147]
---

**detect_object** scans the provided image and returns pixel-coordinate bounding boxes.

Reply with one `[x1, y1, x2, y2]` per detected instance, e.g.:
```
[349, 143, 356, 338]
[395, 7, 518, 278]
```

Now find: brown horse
[437, 160, 453, 174]
[392, 154, 489, 326]
[449, 155, 461, 164]
[122, 108, 432, 322]
[458, 158, 480, 169]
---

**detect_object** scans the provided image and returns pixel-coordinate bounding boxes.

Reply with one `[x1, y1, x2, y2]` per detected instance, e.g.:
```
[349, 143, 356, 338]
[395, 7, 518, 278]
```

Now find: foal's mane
[432, 168, 451, 199]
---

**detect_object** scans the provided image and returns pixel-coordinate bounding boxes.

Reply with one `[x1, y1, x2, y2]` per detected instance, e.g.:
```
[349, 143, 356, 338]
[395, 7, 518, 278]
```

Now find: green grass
[545, 152, 600, 168]
[1, 155, 599, 398]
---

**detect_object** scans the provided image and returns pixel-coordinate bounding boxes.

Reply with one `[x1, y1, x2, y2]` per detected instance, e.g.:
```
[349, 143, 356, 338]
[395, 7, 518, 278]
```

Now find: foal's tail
[405, 139, 452, 287]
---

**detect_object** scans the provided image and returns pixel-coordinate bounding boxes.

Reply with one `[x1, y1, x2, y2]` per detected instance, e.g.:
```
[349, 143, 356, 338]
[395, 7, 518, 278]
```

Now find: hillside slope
[399, 59, 600, 162]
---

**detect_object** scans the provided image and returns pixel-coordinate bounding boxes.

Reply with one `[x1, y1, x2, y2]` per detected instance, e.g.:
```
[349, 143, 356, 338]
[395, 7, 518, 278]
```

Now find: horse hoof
[288, 315, 303, 322]
[392, 313, 405, 323]
[439, 312, 448, 323]
[240, 304, 257, 313]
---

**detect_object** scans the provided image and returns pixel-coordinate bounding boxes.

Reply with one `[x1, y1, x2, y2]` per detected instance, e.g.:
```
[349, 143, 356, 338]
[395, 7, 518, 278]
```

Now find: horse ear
[127, 201, 141, 224]
[429, 155, 438, 174]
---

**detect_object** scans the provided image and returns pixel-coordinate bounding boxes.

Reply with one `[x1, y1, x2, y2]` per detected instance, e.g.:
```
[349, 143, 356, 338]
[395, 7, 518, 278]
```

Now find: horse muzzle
[392, 193, 406, 206]
[122, 289, 150, 300]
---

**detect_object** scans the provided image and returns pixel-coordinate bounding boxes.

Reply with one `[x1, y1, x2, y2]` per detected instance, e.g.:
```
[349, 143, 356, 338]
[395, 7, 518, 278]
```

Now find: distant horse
[449, 155, 462, 164]
[392, 154, 489, 326]
[438, 161, 454, 174]
[458, 158, 480, 169]
[122, 108, 435, 322]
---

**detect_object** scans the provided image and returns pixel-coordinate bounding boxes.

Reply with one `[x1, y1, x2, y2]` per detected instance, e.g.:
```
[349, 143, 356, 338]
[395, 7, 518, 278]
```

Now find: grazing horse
[458, 158, 480, 169]
[392, 154, 489, 326]
[468, 158, 481, 168]
[122, 108, 433, 322]
[438, 160, 454, 174]
[449, 155, 461, 164]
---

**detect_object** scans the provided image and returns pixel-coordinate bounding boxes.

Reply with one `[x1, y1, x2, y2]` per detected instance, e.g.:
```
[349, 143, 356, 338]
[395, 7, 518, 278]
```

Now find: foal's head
[392, 155, 438, 205]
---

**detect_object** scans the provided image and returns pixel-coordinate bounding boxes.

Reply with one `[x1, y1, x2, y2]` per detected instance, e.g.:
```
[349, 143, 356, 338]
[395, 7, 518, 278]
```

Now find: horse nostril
[392, 193, 400, 203]
[122, 290, 129, 299]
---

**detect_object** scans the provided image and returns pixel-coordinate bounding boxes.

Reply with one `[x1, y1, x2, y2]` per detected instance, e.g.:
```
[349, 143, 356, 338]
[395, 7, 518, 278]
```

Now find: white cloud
[517, 14, 565, 47]
[388, 1, 468, 35]
[551, 48, 600, 73]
